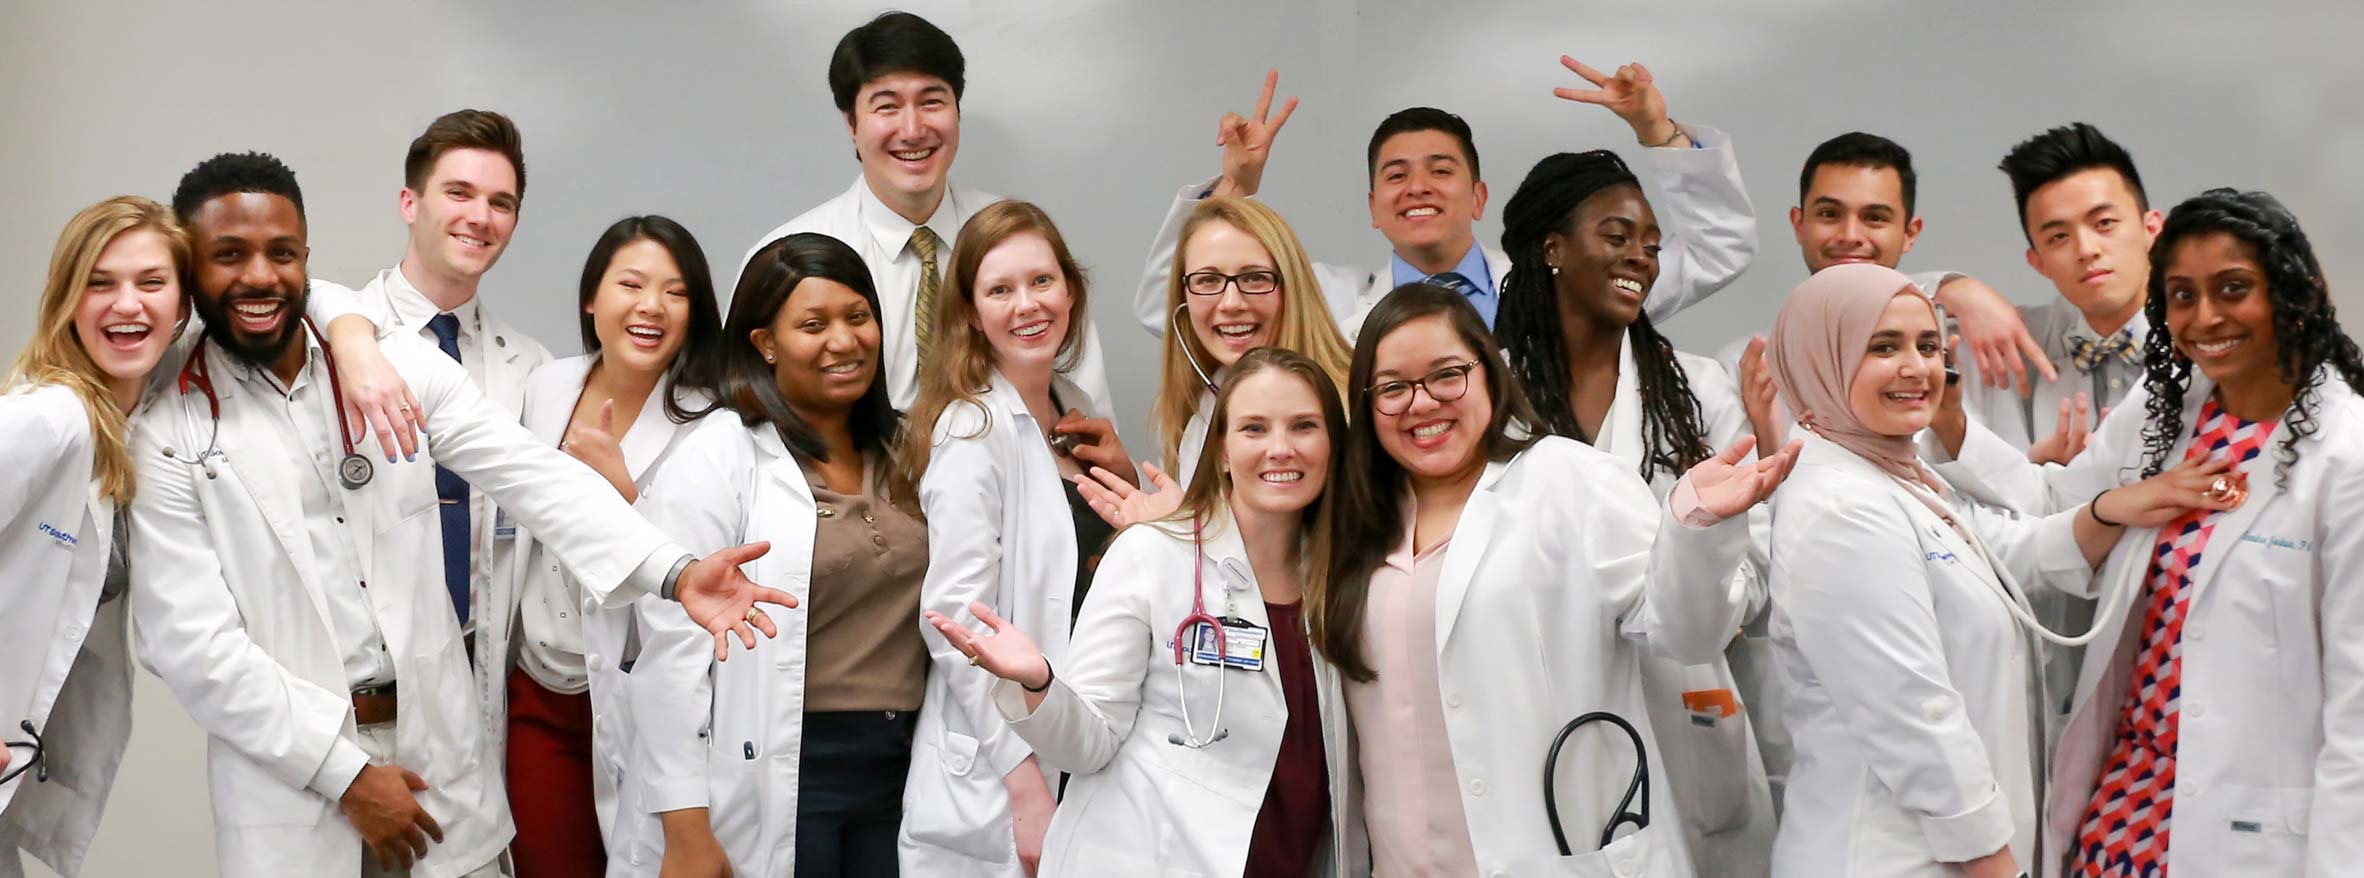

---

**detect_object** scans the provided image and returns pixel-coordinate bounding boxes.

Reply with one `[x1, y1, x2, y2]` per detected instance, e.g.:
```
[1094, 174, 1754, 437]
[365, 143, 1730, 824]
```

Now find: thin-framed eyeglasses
[1183, 269, 1281, 297]
[1368, 361, 1480, 416]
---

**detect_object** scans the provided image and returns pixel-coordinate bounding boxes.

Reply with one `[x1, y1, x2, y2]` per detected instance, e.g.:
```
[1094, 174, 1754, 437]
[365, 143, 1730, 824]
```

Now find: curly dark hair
[2138, 188, 2364, 485]
[1495, 150, 1712, 479]
[171, 151, 305, 225]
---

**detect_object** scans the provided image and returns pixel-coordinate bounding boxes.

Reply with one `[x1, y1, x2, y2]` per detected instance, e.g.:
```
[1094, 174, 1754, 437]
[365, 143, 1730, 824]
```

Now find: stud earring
[1550, 265, 1561, 276]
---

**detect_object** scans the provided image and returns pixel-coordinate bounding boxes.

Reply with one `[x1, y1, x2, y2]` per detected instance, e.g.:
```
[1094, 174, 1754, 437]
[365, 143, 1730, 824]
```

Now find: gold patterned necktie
[911, 226, 944, 368]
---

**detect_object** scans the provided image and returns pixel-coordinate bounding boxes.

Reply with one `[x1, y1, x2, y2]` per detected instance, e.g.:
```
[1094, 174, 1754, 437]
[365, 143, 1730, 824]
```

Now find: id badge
[1187, 618, 1268, 671]
[494, 508, 517, 540]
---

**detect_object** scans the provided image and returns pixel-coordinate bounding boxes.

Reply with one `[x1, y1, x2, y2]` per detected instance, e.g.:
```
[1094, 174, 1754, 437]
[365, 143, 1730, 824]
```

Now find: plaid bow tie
[2069, 332, 2139, 371]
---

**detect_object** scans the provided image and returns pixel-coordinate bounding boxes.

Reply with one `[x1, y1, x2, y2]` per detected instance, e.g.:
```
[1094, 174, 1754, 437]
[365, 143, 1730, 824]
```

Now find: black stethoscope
[2, 720, 44, 786]
[163, 316, 374, 489]
[1544, 710, 1651, 855]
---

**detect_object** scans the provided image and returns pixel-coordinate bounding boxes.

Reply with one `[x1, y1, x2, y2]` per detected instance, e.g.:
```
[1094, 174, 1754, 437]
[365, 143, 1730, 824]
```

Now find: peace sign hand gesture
[1553, 56, 1683, 147]
[1212, 69, 1298, 198]
[926, 602, 1053, 690]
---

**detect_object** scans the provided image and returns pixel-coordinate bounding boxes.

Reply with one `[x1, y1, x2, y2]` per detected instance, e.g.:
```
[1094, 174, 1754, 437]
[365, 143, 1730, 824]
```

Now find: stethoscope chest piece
[338, 453, 374, 490]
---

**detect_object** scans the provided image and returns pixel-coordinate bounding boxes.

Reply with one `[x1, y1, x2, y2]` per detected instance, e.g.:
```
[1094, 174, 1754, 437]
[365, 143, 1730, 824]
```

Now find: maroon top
[1244, 601, 1331, 878]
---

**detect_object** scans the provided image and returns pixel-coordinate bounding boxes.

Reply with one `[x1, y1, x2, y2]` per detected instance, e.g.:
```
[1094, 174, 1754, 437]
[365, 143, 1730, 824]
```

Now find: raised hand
[1737, 335, 1786, 456]
[566, 399, 636, 500]
[672, 541, 800, 662]
[924, 601, 1051, 690]
[1932, 275, 2057, 396]
[1212, 69, 1298, 198]
[2028, 392, 2097, 465]
[1682, 435, 1804, 520]
[1072, 462, 1182, 529]
[1553, 56, 1681, 146]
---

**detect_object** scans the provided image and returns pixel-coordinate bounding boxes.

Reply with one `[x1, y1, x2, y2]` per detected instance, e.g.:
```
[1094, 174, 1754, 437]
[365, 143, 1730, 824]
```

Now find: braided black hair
[1496, 150, 1712, 478]
[2138, 188, 2364, 486]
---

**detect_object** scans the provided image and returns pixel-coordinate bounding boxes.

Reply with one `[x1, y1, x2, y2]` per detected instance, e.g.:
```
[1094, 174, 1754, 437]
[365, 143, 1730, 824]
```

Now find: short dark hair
[1798, 132, 1917, 217]
[1999, 122, 2147, 237]
[404, 109, 527, 203]
[576, 215, 725, 424]
[171, 151, 306, 225]
[828, 12, 966, 115]
[1366, 107, 1480, 187]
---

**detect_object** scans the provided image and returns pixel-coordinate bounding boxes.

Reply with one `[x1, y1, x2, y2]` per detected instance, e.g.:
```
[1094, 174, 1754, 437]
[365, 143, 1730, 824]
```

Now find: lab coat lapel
[206, 346, 339, 637]
[2181, 371, 2337, 606]
[618, 370, 694, 481]
[1200, 518, 1270, 631]
[521, 358, 590, 446]
[1432, 458, 1510, 649]
[1595, 332, 1644, 470]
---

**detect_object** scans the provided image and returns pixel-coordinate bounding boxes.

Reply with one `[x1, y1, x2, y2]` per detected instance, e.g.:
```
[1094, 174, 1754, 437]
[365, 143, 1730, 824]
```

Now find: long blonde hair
[1156, 197, 1351, 474]
[892, 200, 1092, 509]
[5, 196, 192, 504]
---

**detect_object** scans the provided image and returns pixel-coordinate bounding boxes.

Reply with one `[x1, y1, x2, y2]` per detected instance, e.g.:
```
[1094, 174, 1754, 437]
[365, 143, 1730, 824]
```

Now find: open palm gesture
[1213, 69, 1298, 198]
[926, 602, 1052, 690]
[1682, 435, 1804, 520]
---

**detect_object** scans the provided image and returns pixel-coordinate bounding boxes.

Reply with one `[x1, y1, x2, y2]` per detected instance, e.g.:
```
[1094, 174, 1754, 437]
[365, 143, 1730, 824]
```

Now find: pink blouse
[1345, 518, 1479, 877]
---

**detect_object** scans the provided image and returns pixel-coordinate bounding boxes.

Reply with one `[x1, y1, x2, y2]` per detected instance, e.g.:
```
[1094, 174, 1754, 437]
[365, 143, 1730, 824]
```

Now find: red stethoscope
[165, 316, 373, 489]
[1167, 517, 1238, 749]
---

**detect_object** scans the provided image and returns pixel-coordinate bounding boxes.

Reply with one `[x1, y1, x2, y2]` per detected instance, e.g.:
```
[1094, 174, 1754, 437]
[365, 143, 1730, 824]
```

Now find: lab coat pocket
[2181, 783, 2309, 876]
[206, 742, 328, 828]
[1541, 823, 1675, 877]
[902, 731, 1015, 862]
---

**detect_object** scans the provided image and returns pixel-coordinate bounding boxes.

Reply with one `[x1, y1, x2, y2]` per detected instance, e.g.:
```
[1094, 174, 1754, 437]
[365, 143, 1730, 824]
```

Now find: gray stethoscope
[162, 317, 374, 489]
[1544, 710, 1651, 854]
[1167, 517, 1253, 749]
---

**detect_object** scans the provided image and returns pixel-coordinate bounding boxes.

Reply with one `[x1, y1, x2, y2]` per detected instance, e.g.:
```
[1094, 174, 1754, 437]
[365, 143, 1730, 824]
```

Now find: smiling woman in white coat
[626, 232, 927, 878]
[1494, 150, 1780, 877]
[895, 201, 1143, 877]
[490, 216, 725, 877]
[1312, 284, 1796, 877]
[928, 348, 1364, 878]
[1759, 263, 2226, 878]
[0, 198, 188, 878]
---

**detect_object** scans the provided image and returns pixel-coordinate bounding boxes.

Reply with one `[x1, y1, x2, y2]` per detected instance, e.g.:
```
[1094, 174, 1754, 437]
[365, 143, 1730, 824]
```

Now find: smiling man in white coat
[741, 11, 1112, 414]
[1132, 58, 1757, 342]
[128, 153, 793, 878]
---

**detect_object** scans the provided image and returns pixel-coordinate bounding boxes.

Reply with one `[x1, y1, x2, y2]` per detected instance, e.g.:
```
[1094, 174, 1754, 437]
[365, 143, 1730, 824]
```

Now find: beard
[196, 282, 310, 370]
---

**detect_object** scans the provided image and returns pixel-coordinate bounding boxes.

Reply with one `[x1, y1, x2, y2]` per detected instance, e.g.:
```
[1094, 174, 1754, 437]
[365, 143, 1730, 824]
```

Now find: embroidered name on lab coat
[2239, 533, 2313, 552]
[1923, 550, 1958, 564]
[37, 522, 78, 547]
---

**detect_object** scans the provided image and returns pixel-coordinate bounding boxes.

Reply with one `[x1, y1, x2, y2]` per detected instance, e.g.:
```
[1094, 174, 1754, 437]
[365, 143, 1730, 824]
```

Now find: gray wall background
[4, 0, 2355, 873]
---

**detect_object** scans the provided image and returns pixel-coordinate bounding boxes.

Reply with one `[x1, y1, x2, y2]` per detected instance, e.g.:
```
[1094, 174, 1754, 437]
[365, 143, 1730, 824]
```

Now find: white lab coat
[1129, 124, 1758, 342]
[356, 266, 555, 676]
[989, 512, 1365, 878]
[126, 335, 674, 877]
[615, 413, 818, 876]
[1942, 371, 2364, 876]
[1766, 434, 2097, 878]
[1407, 436, 1750, 877]
[491, 355, 712, 866]
[741, 176, 1114, 414]
[904, 369, 1102, 877]
[0, 385, 133, 878]
[1589, 341, 1777, 878]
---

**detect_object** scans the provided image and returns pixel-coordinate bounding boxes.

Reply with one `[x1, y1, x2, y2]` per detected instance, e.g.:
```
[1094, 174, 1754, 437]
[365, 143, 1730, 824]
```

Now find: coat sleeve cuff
[306, 737, 371, 801]
[643, 776, 712, 814]
[1918, 785, 2016, 862]
[991, 676, 1038, 723]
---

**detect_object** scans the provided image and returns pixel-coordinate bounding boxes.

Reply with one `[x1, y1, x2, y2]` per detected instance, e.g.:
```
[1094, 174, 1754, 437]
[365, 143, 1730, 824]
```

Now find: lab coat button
[2188, 703, 2205, 718]
[1445, 693, 1463, 708]
[2188, 625, 2206, 642]
[1468, 778, 1486, 796]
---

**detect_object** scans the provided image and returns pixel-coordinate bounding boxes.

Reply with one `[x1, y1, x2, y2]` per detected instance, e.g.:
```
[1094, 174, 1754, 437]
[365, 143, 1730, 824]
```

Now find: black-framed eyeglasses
[2, 720, 45, 785]
[1368, 361, 1480, 416]
[1183, 269, 1281, 297]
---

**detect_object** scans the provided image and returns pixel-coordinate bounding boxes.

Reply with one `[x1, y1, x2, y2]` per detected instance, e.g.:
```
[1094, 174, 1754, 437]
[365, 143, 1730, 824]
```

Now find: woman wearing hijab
[1763, 263, 2226, 878]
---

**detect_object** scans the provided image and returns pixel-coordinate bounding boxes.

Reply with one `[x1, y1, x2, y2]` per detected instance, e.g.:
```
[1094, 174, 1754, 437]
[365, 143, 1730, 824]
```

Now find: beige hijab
[1767, 263, 1947, 496]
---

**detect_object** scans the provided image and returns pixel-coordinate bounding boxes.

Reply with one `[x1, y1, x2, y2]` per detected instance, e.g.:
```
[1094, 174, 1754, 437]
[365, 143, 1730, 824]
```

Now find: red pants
[505, 666, 604, 878]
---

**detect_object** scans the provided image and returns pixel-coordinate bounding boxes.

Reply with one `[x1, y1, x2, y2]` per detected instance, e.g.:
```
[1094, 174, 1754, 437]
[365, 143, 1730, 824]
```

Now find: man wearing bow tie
[1953, 122, 2163, 465]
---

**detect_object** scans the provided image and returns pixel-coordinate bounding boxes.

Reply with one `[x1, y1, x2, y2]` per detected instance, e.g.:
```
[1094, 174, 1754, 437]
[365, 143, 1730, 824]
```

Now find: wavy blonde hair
[892, 200, 1092, 509]
[6, 196, 192, 504]
[1155, 197, 1351, 474]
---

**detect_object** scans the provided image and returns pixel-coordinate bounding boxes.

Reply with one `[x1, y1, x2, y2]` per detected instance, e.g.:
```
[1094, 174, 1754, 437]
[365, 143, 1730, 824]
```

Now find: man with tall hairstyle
[741, 11, 1112, 417]
[129, 151, 789, 878]
[1130, 58, 1759, 338]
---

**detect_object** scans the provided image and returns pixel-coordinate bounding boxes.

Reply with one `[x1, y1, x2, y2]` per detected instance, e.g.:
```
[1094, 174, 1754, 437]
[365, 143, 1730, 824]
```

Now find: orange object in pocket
[1682, 688, 1741, 719]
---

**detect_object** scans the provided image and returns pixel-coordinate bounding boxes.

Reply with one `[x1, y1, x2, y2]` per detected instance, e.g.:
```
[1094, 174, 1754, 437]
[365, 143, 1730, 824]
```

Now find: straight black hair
[828, 11, 966, 115]
[1999, 122, 2148, 239]
[576, 215, 724, 424]
[1365, 107, 1481, 187]
[717, 233, 902, 463]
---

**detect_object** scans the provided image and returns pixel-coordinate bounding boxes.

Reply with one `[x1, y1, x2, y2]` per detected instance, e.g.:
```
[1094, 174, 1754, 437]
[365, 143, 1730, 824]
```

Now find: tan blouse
[802, 454, 930, 712]
[1344, 504, 1480, 877]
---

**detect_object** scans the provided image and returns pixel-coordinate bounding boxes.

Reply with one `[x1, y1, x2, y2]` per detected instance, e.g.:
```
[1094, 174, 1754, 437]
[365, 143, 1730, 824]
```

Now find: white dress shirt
[741, 175, 1113, 412]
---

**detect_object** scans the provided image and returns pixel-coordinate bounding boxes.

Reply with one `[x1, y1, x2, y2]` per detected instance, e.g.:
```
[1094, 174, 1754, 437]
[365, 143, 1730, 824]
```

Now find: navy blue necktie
[1426, 270, 1494, 327]
[427, 313, 472, 625]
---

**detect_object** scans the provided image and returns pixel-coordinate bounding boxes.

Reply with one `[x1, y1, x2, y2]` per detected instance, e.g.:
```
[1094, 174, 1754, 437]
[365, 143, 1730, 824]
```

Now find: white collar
[383, 263, 482, 333]
[853, 174, 964, 257]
